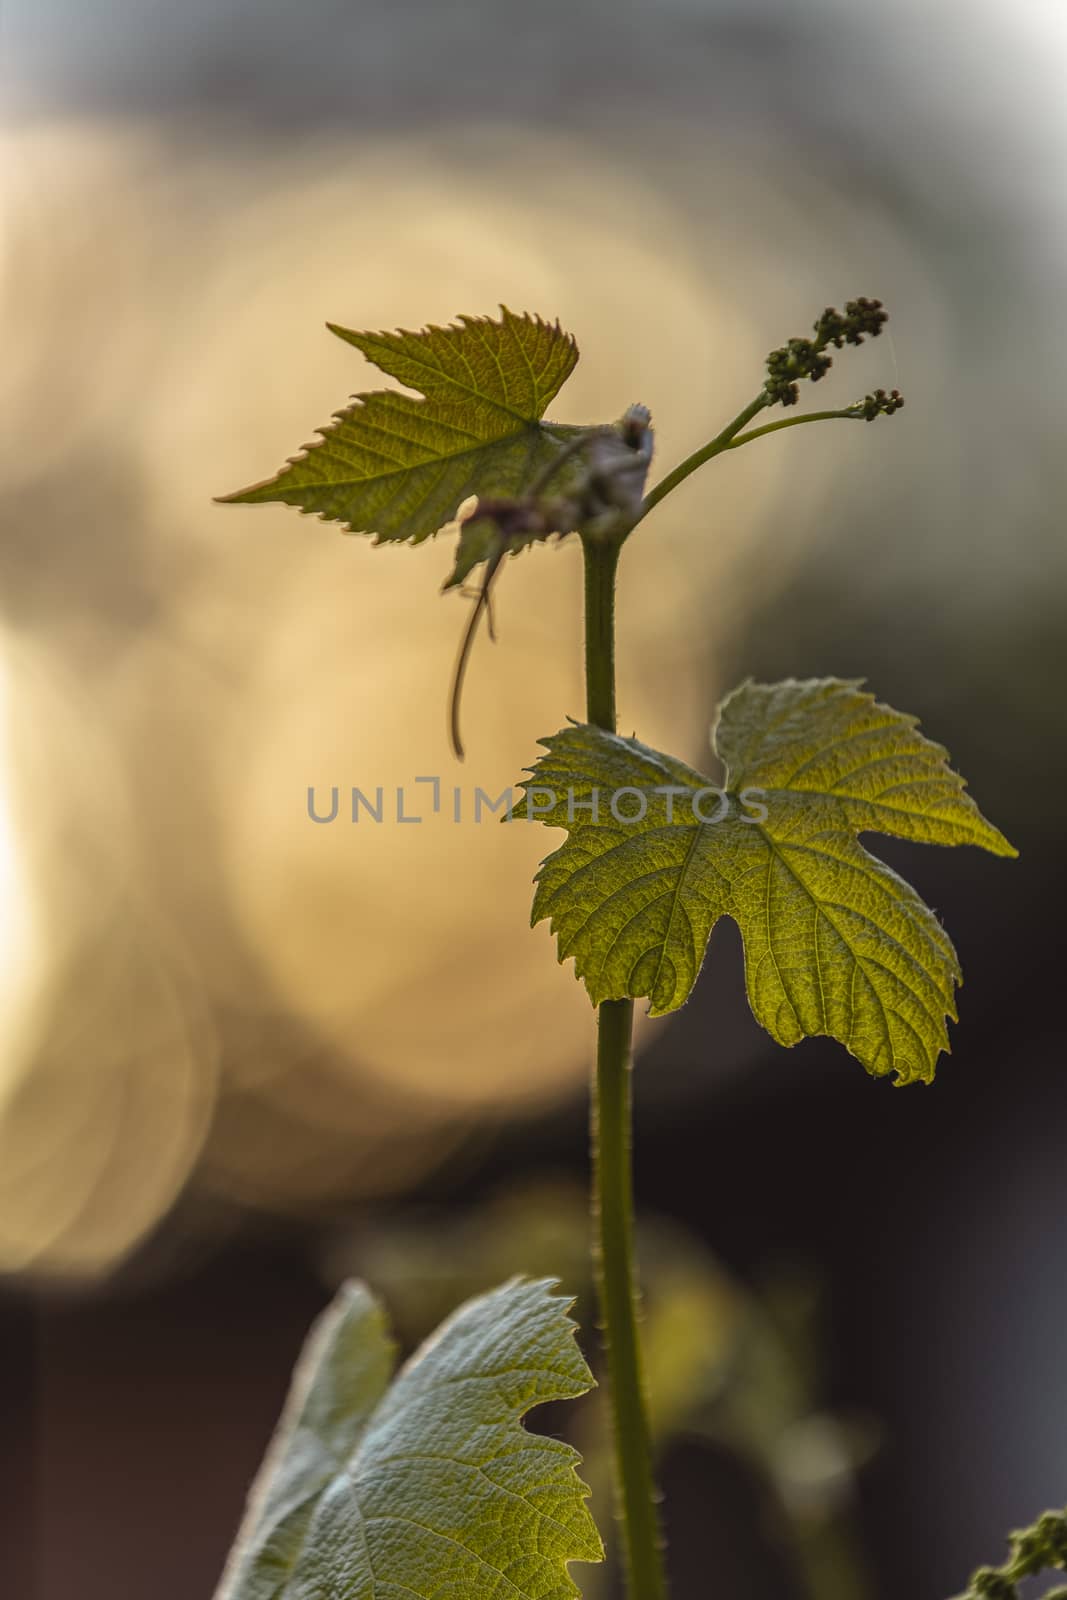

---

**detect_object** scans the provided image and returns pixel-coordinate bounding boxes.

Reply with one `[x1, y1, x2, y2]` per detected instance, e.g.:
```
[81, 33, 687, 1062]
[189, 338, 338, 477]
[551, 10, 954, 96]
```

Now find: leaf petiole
[527, 423, 614, 500]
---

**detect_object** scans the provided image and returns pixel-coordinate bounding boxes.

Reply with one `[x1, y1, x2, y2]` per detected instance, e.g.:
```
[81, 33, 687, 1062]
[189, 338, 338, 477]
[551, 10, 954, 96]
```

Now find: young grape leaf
[514, 678, 1016, 1084]
[219, 308, 587, 546]
[214, 1276, 603, 1600]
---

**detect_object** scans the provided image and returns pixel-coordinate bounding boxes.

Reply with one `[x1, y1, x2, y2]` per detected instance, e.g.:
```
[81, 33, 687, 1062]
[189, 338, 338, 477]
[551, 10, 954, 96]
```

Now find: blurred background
[1, 0, 1065, 1595]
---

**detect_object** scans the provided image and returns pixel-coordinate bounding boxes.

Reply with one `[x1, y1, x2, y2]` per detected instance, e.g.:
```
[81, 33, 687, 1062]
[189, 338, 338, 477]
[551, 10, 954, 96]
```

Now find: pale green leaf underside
[214, 1276, 602, 1600]
[516, 678, 1016, 1084]
[219, 308, 583, 545]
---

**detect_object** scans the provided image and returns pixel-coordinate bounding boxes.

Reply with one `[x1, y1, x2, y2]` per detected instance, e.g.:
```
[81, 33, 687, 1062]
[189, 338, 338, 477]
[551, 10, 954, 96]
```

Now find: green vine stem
[582, 539, 621, 731]
[631, 395, 889, 534]
[631, 392, 767, 531]
[582, 533, 668, 1600]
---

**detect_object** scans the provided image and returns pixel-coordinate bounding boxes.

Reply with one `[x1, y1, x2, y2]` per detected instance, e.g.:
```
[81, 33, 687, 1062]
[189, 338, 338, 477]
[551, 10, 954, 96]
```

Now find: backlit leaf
[219, 308, 585, 546]
[214, 1276, 603, 1600]
[515, 678, 1016, 1084]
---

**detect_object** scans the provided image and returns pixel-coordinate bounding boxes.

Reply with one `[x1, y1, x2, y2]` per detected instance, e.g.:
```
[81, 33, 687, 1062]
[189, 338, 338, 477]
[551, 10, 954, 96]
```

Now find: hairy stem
[582, 535, 667, 1600]
[583, 539, 620, 731]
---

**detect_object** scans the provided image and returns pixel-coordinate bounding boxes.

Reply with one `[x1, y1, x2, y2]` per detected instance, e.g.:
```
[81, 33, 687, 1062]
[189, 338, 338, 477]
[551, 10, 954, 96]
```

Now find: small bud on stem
[764, 296, 890, 406]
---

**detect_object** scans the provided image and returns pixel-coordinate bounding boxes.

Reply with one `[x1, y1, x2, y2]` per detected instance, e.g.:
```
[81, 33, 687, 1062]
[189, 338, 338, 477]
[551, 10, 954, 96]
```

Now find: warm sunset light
[0, 642, 38, 1116]
[2, 5, 1065, 1594]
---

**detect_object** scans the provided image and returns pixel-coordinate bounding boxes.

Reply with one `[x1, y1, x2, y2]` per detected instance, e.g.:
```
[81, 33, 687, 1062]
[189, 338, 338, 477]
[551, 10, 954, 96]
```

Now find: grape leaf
[219, 308, 585, 546]
[515, 678, 1016, 1084]
[214, 1276, 603, 1600]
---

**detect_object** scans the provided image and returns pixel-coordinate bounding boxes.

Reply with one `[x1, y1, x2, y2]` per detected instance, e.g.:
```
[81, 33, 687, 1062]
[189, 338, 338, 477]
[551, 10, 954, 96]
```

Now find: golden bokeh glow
[0, 641, 39, 1116]
[0, 112, 938, 1275]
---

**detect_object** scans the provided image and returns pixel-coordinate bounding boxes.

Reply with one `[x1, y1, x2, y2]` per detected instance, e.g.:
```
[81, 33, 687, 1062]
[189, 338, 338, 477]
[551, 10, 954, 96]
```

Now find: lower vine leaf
[514, 677, 1016, 1084]
[214, 1276, 603, 1600]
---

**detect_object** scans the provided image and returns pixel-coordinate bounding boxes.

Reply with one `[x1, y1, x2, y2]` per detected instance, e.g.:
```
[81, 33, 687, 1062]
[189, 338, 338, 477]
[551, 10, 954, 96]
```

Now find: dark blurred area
[2, 1, 1065, 1596]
